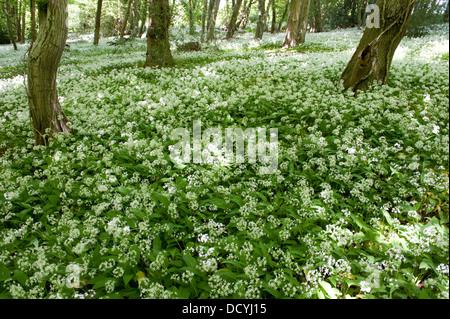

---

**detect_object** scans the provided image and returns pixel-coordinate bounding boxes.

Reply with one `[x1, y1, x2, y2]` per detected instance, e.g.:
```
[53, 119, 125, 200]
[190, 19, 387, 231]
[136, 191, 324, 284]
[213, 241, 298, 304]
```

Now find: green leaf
[0, 263, 10, 281]
[319, 281, 339, 299]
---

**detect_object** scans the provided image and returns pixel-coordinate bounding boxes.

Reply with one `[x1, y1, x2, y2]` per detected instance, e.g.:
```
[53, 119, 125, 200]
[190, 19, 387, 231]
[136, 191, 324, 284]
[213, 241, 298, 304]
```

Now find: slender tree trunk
[340, 0, 416, 91]
[94, 0, 103, 45]
[2, 0, 18, 50]
[21, 1, 25, 43]
[444, 0, 449, 23]
[201, 0, 209, 42]
[27, 0, 70, 146]
[226, 0, 243, 39]
[277, 0, 290, 32]
[145, 0, 175, 67]
[255, 0, 266, 39]
[15, 2, 21, 43]
[139, 0, 149, 37]
[239, 0, 253, 30]
[283, 0, 310, 47]
[30, 0, 37, 42]
[270, 0, 276, 33]
[206, 0, 220, 41]
[120, 0, 134, 39]
[262, 0, 271, 32]
[310, 0, 322, 32]
[188, 0, 195, 35]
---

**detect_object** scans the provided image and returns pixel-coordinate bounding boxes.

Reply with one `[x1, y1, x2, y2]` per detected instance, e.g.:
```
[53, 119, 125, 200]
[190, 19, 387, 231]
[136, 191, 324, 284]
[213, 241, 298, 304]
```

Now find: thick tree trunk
[262, 0, 271, 32]
[30, 0, 37, 42]
[283, 0, 310, 47]
[144, 0, 175, 67]
[120, 0, 134, 39]
[255, 0, 266, 39]
[3, 0, 18, 50]
[27, 0, 69, 146]
[226, 0, 243, 39]
[206, 0, 220, 41]
[201, 0, 209, 42]
[340, 0, 416, 91]
[277, 0, 290, 32]
[94, 0, 103, 45]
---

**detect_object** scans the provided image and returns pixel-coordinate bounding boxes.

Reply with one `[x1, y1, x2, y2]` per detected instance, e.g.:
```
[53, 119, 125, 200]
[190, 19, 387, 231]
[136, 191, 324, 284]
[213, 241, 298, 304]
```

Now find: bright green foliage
[0, 25, 449, 299]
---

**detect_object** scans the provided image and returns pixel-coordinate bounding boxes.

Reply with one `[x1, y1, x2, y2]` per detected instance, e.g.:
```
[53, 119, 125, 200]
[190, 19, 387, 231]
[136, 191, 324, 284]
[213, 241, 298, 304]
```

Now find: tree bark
[139, 0, 149, 37]
[201, 0, 209, 42]
[144, 0, 175, 67]
[255, 0, 266, 39]
[339, 0, 416, 92]
[94, 0, 103, 45]
[239, 0, 254, 30]
[283, 0, 310, 47]
[21, 0, 26, 43]
[310, 0, 322, 32]
[226, 0, 243, 39]
[30, 0, 37, 42]
[3, 0, 18, 50]
[270, 0, 276, 33]
[120, 0, 134, 39]
[277, 0, 290, 32]
[27, 0, 70, 146]
[206, 0, 220, 41]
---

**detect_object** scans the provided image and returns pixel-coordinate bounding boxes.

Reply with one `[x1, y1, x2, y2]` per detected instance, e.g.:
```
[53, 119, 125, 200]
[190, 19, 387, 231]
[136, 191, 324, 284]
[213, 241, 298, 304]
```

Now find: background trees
[0, 0, 447, 46]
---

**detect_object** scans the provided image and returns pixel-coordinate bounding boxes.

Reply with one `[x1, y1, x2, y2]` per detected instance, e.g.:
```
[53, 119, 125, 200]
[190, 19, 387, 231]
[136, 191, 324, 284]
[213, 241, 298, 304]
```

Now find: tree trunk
[201, 0, 209, 42]
[310, 0, 322, 32]
[21, 1, 26, 43]
[3, 0, 18, 50]
[188, 0, 196, 35]
[283, 0, 310, 47]
[239, 0, 253, 30]
[255, 0, 266, 39]
[262, 0, 271, 32]
[120, 0, 134, 39]
[27, 0, 70, 146]
[444, 0, 449, 23]
[144, 0, 175, 67]
[15, 2, 21, 43]
[226, 0, 243, 39]
[206, 0, 220, 41]
[339, 0, 416, 92]
[139, 0, 149, 37]
[277, 0, 290, 32]
[270, 0, 276, 33]
[94, 0, 103, 45]
[30, 0, 37, 42]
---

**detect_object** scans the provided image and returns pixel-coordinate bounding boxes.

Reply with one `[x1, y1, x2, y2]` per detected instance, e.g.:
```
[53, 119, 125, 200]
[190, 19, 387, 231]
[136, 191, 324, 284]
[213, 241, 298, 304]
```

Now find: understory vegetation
[0, 25, 449, 299]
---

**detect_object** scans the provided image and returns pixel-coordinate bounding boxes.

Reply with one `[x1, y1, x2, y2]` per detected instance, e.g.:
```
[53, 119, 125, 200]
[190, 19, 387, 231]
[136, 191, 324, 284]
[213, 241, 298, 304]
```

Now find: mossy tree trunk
[27, 0, 70, 146]
[94, 0, 103, 45]
[144, 0, 175, 67]
[283, 0, 310, 47]
[339, 0, 416, 91]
